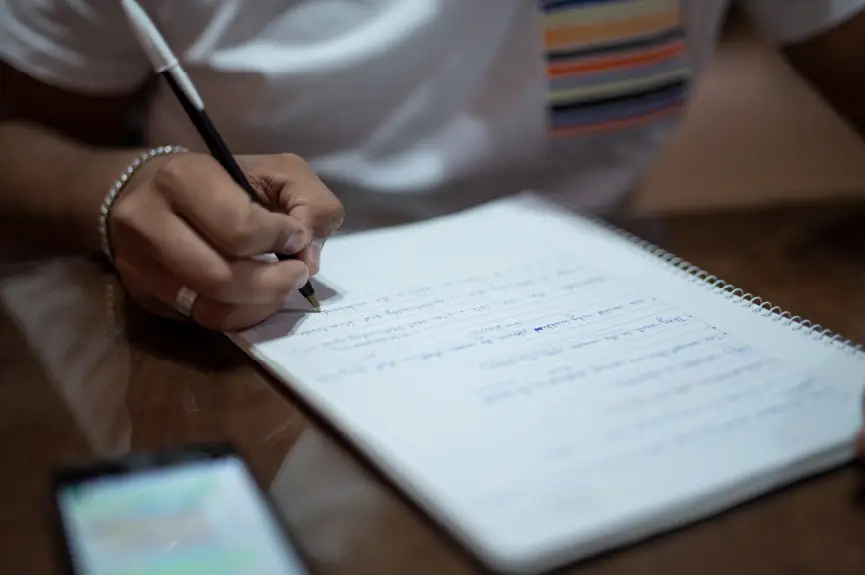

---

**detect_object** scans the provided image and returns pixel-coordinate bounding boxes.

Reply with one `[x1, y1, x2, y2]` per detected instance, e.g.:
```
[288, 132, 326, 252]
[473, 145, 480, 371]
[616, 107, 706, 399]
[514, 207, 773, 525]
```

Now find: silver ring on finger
[174, 286, 199, 317]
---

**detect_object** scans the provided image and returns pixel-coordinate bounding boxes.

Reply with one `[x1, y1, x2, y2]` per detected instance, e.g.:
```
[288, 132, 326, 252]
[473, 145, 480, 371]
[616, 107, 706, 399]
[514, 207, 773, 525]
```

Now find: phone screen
[56, 456, 309, 575]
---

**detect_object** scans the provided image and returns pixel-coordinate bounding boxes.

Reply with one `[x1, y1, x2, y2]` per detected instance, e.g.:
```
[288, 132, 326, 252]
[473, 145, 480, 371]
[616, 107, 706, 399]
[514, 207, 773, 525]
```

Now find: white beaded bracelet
[99, 145, 188, 265]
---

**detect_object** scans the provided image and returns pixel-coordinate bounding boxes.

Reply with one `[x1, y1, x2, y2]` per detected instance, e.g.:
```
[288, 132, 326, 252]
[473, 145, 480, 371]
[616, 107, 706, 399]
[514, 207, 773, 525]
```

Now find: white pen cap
[119, 0, 176, 72]
[119, 0, 205, 110]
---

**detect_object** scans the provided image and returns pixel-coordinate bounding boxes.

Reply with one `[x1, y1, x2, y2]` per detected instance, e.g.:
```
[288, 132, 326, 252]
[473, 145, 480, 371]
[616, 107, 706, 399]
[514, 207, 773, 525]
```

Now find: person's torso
[142, 0, 730, 228]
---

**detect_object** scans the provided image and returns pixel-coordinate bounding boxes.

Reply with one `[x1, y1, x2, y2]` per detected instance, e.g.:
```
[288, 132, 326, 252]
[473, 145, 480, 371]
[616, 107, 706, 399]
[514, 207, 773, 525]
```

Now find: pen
[119, 0, 320, 311]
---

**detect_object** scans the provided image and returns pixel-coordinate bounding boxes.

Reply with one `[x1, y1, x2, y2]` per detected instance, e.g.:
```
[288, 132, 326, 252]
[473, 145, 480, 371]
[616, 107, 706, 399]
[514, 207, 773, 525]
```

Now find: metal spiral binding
[585, 216, 865, 357]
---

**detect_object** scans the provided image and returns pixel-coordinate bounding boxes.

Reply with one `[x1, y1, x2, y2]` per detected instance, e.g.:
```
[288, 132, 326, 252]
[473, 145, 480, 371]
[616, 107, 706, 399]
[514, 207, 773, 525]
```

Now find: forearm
[0, 121, 144, 260]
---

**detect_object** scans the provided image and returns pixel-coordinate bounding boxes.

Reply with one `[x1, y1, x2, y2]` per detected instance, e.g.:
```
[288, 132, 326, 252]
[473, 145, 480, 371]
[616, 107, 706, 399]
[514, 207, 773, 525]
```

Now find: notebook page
[231, 195, 865, 572]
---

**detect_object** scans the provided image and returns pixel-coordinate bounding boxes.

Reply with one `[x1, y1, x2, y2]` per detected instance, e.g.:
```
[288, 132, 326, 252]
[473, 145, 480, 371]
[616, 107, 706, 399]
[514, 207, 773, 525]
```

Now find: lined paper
[233, 195, 865, 573]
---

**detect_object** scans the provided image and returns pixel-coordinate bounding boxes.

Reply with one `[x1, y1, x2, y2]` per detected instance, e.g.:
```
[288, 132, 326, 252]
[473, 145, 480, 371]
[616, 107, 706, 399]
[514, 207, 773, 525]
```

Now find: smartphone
[51, 442, 313, 575]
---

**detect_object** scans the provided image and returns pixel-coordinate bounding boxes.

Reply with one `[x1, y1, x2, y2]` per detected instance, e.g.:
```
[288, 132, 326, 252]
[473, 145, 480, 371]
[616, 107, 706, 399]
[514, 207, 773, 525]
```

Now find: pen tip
[306, 294, 321, 312]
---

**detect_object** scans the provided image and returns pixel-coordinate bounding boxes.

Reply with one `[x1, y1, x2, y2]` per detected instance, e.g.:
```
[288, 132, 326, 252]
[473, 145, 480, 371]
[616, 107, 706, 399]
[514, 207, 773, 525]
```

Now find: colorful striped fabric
[541, 0, 690, 139]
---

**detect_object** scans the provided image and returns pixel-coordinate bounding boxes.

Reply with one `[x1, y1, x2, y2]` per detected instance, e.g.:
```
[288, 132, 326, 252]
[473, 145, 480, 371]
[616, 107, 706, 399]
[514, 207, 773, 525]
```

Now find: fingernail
[307, 239, 324, 270]
[294, 267, 311, 290]
[284, 232, 305, 253]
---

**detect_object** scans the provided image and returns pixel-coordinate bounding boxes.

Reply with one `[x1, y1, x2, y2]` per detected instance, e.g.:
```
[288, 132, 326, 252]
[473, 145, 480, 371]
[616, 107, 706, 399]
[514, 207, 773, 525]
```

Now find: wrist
[66, 147, 148, 256]
[70, 146, 187, 260]
[97, 146, 188, 265]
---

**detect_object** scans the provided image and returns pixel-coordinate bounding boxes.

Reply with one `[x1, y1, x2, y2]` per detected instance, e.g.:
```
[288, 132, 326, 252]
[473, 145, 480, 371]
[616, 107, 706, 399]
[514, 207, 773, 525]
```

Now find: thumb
[285, 202, 343, 275]
[287, 200, 344, 239]
[295, 237, 326, 276]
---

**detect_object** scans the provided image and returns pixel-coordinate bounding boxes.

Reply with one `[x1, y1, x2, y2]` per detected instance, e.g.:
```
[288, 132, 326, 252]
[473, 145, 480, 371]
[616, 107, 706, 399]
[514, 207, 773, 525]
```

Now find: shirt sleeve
[740, 0, 865, 44]
[0, 0, 152, 94]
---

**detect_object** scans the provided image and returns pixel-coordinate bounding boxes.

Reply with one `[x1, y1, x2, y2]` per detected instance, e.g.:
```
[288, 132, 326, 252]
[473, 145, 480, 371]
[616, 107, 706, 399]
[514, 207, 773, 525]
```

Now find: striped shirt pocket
[542, 0, 690, 139]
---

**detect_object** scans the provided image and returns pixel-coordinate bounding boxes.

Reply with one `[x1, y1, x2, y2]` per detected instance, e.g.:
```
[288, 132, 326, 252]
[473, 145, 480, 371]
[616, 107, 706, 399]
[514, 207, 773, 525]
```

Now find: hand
[108, 152, 344, 331]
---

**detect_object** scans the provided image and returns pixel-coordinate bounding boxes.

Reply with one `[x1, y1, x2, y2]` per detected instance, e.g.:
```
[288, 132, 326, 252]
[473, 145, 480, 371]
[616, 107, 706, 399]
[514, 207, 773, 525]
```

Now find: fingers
[154, 153, 343, 269]
[286, 203, 338, 275]
[116, 254, 289, 331]
[286, 193, 345, 239]
[296, 238, 325, 275]
[113, 198, 310, 305]
[244, 154, 345, 270]
[153, 155, 311, 258]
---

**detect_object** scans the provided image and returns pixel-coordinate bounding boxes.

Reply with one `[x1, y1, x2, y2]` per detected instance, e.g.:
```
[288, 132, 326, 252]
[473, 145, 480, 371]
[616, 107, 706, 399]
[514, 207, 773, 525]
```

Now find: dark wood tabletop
[1, 199, 864, 575]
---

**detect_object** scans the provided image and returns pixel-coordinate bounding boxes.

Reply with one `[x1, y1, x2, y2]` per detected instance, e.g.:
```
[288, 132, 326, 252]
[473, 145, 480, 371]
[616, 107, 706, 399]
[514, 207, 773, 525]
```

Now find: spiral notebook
[229, 194, 865, 574]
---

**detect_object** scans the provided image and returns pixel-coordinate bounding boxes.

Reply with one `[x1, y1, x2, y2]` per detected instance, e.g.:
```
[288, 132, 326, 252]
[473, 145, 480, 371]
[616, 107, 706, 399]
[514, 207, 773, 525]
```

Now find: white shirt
[0, 0, 862, 230]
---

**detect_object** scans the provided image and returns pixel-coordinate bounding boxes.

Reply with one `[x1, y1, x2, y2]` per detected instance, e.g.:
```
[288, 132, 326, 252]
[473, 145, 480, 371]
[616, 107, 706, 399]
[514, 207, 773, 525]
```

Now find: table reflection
[0, 258, 132, 456]
[269, 431, 387, 564]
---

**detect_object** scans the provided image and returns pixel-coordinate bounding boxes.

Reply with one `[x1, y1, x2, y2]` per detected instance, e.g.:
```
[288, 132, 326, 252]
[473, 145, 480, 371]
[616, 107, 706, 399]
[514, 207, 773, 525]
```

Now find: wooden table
[1, 201, 864, 574]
